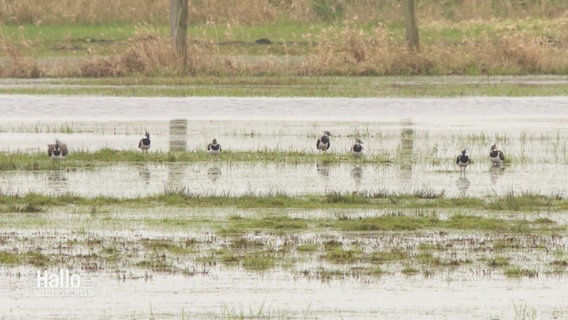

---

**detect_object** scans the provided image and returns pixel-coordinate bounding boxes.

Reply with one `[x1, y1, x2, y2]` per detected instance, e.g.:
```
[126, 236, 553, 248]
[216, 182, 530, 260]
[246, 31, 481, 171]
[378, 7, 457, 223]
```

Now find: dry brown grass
[1, 0, 568, 77]
[297, 23, 568, 76]
[2, 0, 567, 26]
[0, 32, 41, 77]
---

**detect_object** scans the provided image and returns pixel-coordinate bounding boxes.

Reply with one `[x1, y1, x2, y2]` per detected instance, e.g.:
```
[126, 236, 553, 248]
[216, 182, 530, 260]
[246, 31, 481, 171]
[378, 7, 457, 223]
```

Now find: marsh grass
[488, 256, 511, 268]
[7, 203, 47, 213]
[487, 190, 557, 211]
[3, 190, 568, 214]
[333, 214, 546, 233]
[0, 250, 20, 265]
[504, 266, 538, 278]
[322, 247, 361, 263]
[0, 149, 392, 170]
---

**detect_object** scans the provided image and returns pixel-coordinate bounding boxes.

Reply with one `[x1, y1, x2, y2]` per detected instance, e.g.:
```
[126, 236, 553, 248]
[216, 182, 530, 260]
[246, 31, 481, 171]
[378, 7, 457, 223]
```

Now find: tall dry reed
[1, 0, 567, 26]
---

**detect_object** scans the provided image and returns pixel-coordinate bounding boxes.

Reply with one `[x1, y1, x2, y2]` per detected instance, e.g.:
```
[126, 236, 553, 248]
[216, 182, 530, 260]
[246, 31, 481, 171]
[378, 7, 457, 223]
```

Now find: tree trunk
[404, 0, 420, 52]
[170, 0, 188, 71]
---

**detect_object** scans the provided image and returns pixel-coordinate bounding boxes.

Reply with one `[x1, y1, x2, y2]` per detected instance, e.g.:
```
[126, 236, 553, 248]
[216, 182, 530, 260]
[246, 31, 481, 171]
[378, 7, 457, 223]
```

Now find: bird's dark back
[458, 154, 469, 163]
[490, 150, 504, 160]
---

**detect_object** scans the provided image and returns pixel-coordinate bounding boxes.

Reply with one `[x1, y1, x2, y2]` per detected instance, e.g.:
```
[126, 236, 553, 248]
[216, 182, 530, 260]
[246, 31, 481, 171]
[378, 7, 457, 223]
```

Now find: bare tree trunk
[404, 0, 420, 52]
[170, 0, 188, 71]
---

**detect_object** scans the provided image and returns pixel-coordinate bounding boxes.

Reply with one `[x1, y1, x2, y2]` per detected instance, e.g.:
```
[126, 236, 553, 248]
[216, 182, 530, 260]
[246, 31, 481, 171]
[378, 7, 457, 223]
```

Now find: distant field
[1, 0, 567, 79]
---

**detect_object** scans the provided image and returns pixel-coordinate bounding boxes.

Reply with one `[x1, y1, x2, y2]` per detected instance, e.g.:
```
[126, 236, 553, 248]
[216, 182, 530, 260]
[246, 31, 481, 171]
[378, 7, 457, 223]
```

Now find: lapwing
[47, 139, 68, 160]
[207, 138, 222, 156]
[316, 131, 332, 152]
[456, 149, 470, 173]
[351, 138, 364, 158]
[138, 131, 151, 152]
[489, 144, 505, 166]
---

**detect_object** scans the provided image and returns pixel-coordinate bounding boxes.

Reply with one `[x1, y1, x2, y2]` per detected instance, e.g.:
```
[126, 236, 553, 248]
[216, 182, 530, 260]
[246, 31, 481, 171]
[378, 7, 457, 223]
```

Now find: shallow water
[2, 94, 568, 319]
[1, 160, 567, 198]
[2, 270, 568, 319]
[1, 95, 568, 198]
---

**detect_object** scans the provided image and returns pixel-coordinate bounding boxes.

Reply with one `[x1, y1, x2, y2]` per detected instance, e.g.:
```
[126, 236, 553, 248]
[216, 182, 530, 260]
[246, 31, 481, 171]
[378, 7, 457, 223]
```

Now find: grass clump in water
[0, 251, 21, 265]
[487, 191, 556, 211]
[504, 266, 538, 278]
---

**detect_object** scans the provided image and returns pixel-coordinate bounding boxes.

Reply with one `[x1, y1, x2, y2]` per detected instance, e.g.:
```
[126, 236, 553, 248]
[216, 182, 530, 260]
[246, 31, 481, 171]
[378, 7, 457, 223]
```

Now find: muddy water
[2, 95, 568, 319]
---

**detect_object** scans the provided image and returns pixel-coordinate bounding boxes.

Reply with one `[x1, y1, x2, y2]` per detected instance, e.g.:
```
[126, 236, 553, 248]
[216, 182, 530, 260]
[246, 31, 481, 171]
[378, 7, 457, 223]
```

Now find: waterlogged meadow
[1, 95, 568, 319]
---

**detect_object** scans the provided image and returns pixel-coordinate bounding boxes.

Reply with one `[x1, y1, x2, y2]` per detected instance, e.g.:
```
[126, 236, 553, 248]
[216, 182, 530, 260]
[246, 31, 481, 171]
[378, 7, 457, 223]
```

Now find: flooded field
[1, 95, 568, 319]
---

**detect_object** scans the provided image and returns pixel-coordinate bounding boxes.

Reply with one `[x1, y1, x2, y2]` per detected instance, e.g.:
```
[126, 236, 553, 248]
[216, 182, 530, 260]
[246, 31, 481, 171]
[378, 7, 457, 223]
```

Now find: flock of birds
[456, 144, 505, 173]
[47, 130, 506, 171]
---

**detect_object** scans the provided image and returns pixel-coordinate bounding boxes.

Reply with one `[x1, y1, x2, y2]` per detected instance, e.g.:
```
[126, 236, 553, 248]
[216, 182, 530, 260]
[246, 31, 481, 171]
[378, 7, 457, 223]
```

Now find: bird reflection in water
[455, 175, 471, 195]
[489, 165, 505, 184]
[351, 166, 363, 186]
[47, 169, 68, 193]
[207, 167, 222, 182]
[138, 164, 151, 185]
[397, 121, 415, 185]
[316, 162, 330, 177]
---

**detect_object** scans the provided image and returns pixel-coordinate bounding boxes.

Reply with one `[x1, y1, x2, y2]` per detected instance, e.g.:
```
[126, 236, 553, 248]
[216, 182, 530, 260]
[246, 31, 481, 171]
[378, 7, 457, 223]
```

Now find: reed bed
[1, 1, 568, 78]
[2, 0, 566, 25]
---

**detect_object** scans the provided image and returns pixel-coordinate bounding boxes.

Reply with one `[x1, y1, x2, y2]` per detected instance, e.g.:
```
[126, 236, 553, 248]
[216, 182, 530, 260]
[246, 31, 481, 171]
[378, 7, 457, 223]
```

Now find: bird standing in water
[316, 131, 332, 152]
[351, 138, 364, 158]
[489, 144, 505, 166]
[207, 138, 222, 156]
[456, 149, 470, 173]
[48, 139, 68, 160]
[138, 131, 151, 152]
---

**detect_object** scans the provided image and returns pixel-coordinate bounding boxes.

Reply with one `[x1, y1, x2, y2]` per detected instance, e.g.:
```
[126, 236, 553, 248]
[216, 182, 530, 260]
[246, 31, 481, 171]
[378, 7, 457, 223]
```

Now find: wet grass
[330, 214, 555, 233]
[0, 149, 393, 169]
[504, 266, 539, 278]
[0, 205, 565, 279]
[1, 76, 568, 97]
[2, 190, 568, 214]
[0, 250, 51, 267]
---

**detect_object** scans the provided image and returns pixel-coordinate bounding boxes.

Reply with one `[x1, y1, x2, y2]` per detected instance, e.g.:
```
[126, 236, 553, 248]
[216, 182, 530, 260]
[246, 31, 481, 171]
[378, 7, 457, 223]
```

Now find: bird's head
[355, 138, 363, 144]
[490, 144, 496, 150]
[323, 131, 332, 136]
[462, 149, 467, 155]
[212, 138, 217, 144]
[145, 131, 150, 138]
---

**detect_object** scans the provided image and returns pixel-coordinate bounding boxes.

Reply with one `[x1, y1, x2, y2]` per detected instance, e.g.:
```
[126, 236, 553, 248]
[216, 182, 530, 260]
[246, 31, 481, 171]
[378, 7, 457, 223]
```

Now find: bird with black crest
[489, 144, 505, 166]
[207, 138, 222, 157]
[138, 131, 151, 152]
[48, 139, 68, 169]
[456, 149, 470, 173]
[316, 131, 332, 153]
[48, 139, 68, 160]
[351, 138, 364, 158]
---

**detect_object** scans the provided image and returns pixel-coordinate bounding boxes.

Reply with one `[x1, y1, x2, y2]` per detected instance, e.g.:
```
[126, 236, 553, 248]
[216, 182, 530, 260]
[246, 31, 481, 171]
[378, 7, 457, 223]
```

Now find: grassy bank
[1, 75, 567, 97]
[1, 188, 567, 212]
[0, 149, 393, 170]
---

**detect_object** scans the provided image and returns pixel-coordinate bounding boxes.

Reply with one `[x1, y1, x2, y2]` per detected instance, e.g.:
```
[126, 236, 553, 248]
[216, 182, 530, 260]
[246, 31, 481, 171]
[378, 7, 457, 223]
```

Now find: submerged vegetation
[1, 188, 567, 212]
[0, 200, 565, 280]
